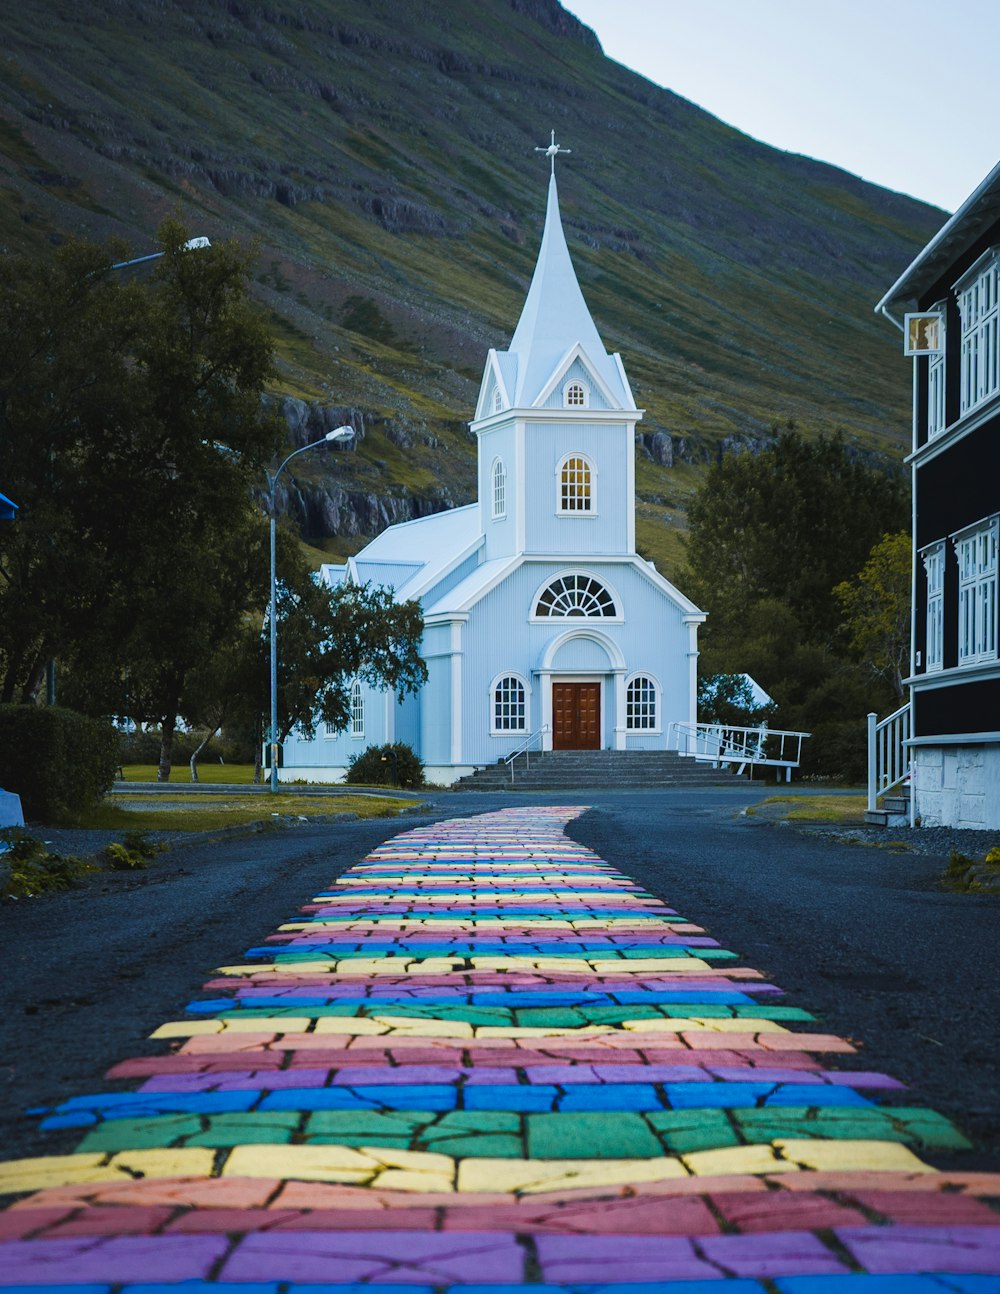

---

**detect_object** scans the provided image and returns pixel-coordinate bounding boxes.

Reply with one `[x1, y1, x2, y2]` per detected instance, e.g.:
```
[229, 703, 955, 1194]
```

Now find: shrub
[0, 705, 121, 821]
[346, 742, 424, 789]
[0, 829, 93, 897]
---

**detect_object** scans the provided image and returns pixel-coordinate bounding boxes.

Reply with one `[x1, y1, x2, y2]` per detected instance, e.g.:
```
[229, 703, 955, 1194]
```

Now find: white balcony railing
[668, 721, 810, 781]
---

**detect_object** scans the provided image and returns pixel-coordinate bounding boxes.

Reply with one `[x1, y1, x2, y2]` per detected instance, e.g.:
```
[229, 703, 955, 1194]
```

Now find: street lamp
[266, 425, 354, 791]
[109, 236, 211, 273]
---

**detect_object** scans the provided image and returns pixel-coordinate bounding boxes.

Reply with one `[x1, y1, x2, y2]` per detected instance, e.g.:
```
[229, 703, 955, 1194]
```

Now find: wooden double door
[552, 682, 601, 750]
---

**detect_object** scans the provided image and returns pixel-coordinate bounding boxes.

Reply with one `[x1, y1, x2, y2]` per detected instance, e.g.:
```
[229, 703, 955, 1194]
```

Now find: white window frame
[563, 379, 589, 409]
[921, 542, 945, 672]
[493, 387, 503, 414]
[531, 570, 621, 621]
[957, 250, 1000, 417]
[490, 673, 529, 734]
[350, 679, 365, 738]
[953, 516, 998, 666]
[491, 457, 506, 520]
[625, 674, 659, 732]
[925, 302, 947, 439]
[557, 453, 596, 515]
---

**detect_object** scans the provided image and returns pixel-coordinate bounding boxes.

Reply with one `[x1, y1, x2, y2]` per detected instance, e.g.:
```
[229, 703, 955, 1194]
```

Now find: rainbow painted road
[1, 805, 999, 1292]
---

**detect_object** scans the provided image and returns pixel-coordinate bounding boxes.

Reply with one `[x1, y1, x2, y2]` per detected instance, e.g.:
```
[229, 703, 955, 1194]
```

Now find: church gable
[533, 346, 624, 412]
[474, 349, 514, 421]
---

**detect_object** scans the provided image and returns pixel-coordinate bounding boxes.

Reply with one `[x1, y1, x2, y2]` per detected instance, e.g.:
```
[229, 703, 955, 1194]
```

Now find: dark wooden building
[876, 163, 1000, 828]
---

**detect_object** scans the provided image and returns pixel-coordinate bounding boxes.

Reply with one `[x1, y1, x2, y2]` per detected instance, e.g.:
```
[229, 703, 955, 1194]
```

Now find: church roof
[502, 172, 629, 409]
[329, 504, 482, 601]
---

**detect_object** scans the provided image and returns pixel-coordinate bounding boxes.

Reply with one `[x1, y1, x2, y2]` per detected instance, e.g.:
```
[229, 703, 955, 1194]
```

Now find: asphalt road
[1, 786, 997, 1171]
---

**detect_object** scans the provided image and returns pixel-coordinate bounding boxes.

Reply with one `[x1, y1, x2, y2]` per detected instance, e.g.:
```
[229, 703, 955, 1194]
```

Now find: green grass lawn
[120, 763, 257, 784]
[81, 793, 421, 833]
[751, 794, 868, 823]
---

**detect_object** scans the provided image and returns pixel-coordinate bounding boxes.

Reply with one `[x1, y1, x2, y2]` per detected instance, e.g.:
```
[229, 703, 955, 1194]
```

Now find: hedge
[0, 705, 121, 822]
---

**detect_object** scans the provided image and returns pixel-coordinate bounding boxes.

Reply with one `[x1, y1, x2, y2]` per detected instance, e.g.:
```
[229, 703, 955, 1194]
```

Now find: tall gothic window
[492, 458, 506, 519]
[626, 676, 657, 730]
[350, 680, 365, 737]
[534, 573, 616, 618]
[493, 676, 526, 731]
[558, 454, 593, 512]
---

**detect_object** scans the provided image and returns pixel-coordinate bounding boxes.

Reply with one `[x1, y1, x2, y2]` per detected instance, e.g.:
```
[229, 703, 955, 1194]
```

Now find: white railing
[867, 703, 911, 814]
[503, 725, 550, 784]
[668, 721, 810, 781]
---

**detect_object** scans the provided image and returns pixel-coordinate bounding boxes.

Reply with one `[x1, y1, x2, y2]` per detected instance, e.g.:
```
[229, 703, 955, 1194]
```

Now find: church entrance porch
[552, 681, 601, 749]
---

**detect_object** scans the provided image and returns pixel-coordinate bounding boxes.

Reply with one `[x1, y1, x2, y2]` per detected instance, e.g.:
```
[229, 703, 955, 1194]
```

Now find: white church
[281, 143, 706, 785]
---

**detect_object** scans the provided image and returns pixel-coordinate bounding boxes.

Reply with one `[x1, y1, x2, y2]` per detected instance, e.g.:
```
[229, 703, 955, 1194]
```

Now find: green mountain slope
[0, 0, 942, 576]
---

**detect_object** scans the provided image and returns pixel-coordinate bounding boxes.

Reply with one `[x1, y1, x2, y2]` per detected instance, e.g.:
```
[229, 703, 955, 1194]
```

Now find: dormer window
[558, 454, 594, 513]
[564, 380, 588, 408]
[493, 387, 503, 414]
[491, 458, 506, 520]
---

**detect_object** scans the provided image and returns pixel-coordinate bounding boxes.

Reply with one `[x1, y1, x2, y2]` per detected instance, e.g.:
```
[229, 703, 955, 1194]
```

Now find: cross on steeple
[535, 130, 571, 175]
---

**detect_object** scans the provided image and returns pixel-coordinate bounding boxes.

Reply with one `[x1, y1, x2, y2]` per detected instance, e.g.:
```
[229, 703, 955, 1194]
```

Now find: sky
[561, 0, 999, 213]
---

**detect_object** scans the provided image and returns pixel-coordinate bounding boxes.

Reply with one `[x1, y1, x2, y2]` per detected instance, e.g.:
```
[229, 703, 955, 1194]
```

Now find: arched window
[350, 680, 365, 737]
[493, 675, 526, 731]
[535, 573, 616, 618]
[492, 458, 506, 519]
[564, 380, 588, 408]
[626, 676, 657, 730]
[559, 454, 593, 512]
[493, 387, 503, 414]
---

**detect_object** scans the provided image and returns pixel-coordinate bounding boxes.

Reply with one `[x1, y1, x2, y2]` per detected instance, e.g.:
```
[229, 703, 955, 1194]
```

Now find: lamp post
[266, 425, 354, 792]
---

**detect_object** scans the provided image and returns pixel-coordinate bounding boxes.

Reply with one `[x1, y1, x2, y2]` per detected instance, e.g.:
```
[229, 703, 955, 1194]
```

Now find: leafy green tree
[179, 527, 428, 782]
[1, 222, 285, 777]
[685, 426, 907, 639]
[264, 532, 427, 758]
[833, 531, 912, 699]
[684, 427, 909, 777]
[697, 673, 776, 727]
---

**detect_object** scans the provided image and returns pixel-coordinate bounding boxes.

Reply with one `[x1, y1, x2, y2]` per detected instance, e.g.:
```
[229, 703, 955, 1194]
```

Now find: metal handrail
[669, 720, 810, 781]
[867, 703, 912, 815]
[503, 726, 549, 783]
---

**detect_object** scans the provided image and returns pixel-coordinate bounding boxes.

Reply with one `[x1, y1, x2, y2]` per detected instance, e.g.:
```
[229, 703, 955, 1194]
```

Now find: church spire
[506, 146, 628, 409]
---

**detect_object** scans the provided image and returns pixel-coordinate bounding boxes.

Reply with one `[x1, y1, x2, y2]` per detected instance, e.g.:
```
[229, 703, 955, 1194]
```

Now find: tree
[178, 527, 428, 783]
[684, 427, 909, 776]
[264, 532, 427, 754]
[698, 673, 776, 727]
[1, 222, 285, 777]
[685, 426, 908, 639]
[834, 532, 912, 700]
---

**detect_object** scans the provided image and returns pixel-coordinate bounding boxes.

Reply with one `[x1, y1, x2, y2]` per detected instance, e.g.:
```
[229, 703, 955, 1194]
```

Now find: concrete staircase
[863, 790, 912, 827]
[454, 748, 744, 791]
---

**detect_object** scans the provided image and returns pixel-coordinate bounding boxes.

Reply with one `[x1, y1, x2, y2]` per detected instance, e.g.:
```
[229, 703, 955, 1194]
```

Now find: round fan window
[535, 574, 616, 618]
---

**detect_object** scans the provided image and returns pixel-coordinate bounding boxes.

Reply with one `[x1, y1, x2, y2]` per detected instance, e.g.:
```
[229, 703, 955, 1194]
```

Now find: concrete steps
[454, 749, 743, 791]
[863, 793, 911, 827]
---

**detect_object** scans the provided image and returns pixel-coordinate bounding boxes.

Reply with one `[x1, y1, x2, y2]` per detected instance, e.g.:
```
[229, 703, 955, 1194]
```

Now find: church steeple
[504, 161, 631, 410]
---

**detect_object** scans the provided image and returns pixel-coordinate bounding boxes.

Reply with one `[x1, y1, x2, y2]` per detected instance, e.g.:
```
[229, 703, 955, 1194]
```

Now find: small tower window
[626, 676, 657, 730]
[493, 676, 526, 731]
[492, 458, 506, 520]
[564, 380, 588, 408]
[350, 680, 365, 737]
[493, 387, 503, 414]
[559, 454, 593, 513]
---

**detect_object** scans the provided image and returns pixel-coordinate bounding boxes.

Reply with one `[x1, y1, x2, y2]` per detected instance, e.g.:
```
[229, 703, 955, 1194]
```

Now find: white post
[866, 711, 878, 812]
